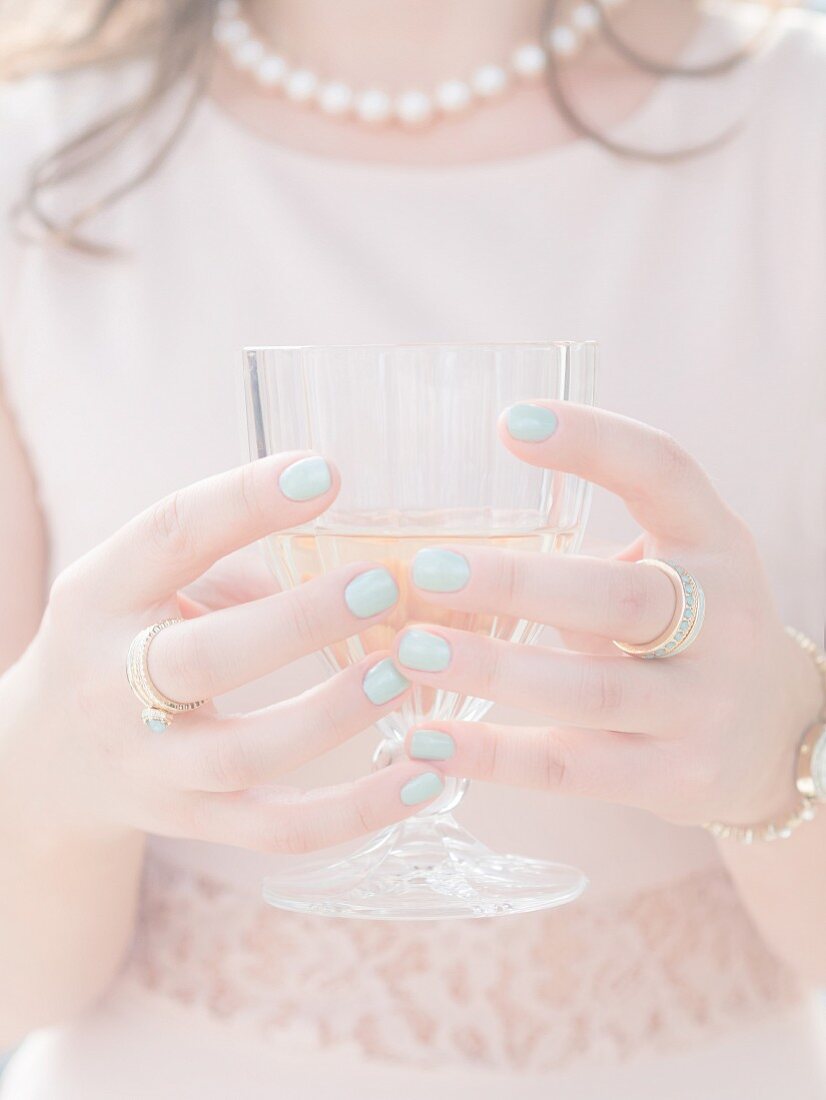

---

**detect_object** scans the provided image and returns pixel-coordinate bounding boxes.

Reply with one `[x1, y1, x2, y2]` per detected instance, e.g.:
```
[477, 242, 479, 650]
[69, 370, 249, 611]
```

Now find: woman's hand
[394, 403, 822, 829]
[1, 451, 442, 855]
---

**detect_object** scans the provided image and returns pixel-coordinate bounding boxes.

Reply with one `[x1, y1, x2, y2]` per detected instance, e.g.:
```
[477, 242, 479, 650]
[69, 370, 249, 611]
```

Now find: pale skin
[1, 0, 824, 1047]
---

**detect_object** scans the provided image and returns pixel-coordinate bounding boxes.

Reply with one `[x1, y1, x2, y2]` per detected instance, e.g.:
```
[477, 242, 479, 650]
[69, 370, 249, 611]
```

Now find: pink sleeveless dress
[1, 10, 825, 1098]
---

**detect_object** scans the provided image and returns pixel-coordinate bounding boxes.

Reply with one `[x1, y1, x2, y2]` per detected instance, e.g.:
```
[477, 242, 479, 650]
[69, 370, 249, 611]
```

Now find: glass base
[262, 813, 588, 920]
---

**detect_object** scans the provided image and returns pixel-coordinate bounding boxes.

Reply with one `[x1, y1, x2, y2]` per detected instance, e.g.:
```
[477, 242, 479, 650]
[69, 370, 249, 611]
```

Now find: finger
[148, 561, 401, 702]
[393, 625, 676, 734]
[151, 654, 411, 792]
[85, 452, 339, 611]
[179, 544, 282, 613]
[405, 721, 653, 803]
[185, 763, 446, 854]
[499, 402, 738, 546]
[176, 592, 209, 619]
[410, 546, 676, 646]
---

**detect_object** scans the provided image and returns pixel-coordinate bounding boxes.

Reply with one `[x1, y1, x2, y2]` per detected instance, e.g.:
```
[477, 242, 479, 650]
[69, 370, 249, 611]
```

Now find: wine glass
[243, 342, 597, 920]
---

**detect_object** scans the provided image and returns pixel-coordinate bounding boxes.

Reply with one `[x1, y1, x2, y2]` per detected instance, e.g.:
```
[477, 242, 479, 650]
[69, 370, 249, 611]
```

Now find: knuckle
[269, 811, 314, 856]
[146, 491, 197, 561]
[726, 509, 759, 557]
[46, 565, 85, 624]
[237, 462, 267, 523]
[653, 430, 693, 484]
[576, 664, 624, 720]
[477, 728, 502, 781]
[281, 588, 329, 650]
[206, 734, 264, 791]
[608, 565, 651, 627]
[347, 792, 376, 831]
[480, 640, 505, 692]
[303, 689, 343, 747]
[539, 731, 568, 791]
[583, 405, 606, 454]
[495, 552, 525, 605]
[42, 564, 99, 670]
[350, 787, 380, 837]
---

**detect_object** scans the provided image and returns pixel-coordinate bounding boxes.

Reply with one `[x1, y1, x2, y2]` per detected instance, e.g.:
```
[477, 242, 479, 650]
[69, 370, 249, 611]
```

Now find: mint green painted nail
[279, 456, 332, 501]
[363, 659, 409, 705]
[344, 567, 399, 619]
[506, 404, 558, 442]
[410, 729, 455, 761]
[398, 629, 451, 672]
[412, 549, 470, 593]
[400, 771, 444, 806]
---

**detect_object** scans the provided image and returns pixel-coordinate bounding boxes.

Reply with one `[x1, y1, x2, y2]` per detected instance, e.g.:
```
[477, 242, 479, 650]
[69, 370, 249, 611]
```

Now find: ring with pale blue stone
[612, 559, 705, 660]
[126, 619, 206, 731]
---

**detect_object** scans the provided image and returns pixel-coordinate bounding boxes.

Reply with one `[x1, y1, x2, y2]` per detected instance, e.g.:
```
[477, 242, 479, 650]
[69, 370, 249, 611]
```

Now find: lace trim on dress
[125, 857, 802, 1073]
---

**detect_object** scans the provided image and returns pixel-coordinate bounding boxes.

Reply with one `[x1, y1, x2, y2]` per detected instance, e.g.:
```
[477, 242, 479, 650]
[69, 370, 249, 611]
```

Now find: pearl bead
[284, 68, 318, 102]
[256, 54, 287, 87]
[317, 81, 354, 115]
[571, 3, 600, 33]
[470, 64, 508, 99]
[547, 26, 580, 57]
[511, 43, 547, 78]
[355, 89, 392, 124]
[212, 8, 613, 128]
[231, 37, 265, 70]
[395, 90, 434, 126]
[435, 79, 472, 114]
[212, 18, 248, 46]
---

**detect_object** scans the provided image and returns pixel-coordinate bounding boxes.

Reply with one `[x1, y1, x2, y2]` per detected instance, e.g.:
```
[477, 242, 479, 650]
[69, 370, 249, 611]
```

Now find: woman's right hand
[0, 452, 444, 854]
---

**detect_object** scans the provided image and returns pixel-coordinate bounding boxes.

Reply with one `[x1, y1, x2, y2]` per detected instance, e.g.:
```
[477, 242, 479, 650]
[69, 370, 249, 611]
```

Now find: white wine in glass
[244, 342, 597, 920]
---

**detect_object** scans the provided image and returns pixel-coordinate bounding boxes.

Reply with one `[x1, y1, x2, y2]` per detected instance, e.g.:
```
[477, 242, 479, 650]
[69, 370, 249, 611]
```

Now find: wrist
[0, 649, 140, 850]
[722, 736, 802, 830]
[706, 627, 826, 843]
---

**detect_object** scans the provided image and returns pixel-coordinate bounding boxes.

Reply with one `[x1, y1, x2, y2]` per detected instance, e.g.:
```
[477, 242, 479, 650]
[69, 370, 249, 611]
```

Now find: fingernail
[279, 456, 332, 501]
[410, 729, 455, 761]
[398, 629, 452, 672]
[344, 567, 399, 619]
[506, 403, 558, 443]
[363, 658, 409, 705]
[412, 549, 470, 593]
[400, 771, 444, 806]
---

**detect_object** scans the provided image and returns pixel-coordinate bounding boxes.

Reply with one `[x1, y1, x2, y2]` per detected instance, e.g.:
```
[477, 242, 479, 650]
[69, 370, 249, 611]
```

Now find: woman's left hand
[394, 402, 822, 829]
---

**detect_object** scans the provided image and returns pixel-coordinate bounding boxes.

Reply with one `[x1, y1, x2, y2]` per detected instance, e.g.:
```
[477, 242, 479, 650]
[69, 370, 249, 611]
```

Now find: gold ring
[126, 619, 206, 731]
[612, 559, 705, 660]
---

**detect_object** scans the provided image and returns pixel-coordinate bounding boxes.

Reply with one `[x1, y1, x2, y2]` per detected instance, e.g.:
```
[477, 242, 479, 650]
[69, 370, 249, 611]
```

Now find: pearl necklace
[213, 0, 627, 127]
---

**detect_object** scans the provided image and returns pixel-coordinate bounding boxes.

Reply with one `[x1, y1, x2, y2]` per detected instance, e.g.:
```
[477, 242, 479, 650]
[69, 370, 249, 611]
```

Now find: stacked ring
[613, 559, 705, 660]
[127, 618, 206, 730]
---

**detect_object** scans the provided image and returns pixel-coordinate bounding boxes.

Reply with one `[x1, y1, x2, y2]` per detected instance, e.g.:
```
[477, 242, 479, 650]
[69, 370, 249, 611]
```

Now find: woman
[0, 0, 824, 1096]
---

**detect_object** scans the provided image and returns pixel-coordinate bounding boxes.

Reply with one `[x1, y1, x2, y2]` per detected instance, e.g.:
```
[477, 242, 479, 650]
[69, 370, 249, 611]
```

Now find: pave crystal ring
[613, 559, 705, 660]
[126, 619, 206, 731]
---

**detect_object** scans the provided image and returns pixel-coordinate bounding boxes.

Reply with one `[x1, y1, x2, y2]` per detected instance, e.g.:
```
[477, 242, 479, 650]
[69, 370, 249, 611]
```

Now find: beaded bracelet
[704, 627, 826, 844]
